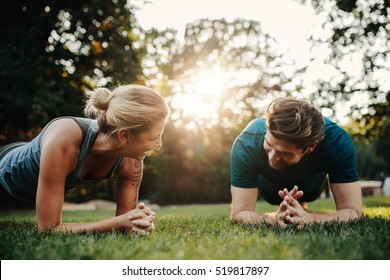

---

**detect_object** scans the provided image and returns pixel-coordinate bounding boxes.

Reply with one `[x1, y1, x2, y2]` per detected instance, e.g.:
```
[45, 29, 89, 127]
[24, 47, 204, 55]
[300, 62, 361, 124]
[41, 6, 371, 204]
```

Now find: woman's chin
[128, 151, 153, 160]
[128, 154, 146, 161]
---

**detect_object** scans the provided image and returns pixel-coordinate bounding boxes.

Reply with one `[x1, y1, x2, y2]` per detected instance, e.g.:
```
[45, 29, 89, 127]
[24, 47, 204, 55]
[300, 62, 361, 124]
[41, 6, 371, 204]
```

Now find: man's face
[263, 132, 308, 170]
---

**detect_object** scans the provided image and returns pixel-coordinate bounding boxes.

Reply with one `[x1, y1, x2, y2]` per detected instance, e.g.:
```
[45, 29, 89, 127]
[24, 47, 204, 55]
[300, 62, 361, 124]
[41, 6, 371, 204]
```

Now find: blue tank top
[0, 117, 123, 203]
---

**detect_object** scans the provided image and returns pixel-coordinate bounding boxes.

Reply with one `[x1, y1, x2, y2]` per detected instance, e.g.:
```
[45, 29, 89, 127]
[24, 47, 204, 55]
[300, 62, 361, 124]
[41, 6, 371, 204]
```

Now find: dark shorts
[0, 184, 35, 209]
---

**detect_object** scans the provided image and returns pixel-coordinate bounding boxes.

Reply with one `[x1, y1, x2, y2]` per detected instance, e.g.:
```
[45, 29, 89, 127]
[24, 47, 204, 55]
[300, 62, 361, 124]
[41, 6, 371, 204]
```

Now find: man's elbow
[230, 210, 258, 225]
[230, 210, 245, 224]
[355, 207, 363, 219]
[339, 207, 363, 221]
[351, 202, 363, 219]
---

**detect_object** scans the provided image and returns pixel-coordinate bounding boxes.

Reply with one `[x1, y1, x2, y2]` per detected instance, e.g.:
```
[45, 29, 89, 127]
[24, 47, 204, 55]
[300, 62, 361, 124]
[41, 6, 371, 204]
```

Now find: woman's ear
[117, 128, 129, 145]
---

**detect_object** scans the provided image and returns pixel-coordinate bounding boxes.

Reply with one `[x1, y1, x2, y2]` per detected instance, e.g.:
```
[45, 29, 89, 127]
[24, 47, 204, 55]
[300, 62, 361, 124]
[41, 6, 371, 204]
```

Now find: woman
[0, 84, 170, 234]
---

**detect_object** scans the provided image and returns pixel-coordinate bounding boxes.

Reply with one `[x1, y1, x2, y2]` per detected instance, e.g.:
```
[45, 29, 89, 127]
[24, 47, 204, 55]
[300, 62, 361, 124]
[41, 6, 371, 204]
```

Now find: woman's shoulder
[42, 117, 84, 148]
[35, 117, 86, 173]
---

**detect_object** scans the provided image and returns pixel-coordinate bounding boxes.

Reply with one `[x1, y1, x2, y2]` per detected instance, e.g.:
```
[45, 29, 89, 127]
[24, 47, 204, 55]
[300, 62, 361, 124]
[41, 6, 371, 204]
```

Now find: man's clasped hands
[276, 185, 313, 227]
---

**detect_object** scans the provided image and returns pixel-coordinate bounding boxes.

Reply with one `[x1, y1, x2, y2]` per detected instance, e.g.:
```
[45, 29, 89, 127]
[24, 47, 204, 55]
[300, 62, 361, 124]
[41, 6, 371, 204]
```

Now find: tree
[298, 0, 389, 125]
[298, 0, 389, 173]
[164, 18, 299, 130]
[0, 0, 143, 143]
[141, 18, 304, 204]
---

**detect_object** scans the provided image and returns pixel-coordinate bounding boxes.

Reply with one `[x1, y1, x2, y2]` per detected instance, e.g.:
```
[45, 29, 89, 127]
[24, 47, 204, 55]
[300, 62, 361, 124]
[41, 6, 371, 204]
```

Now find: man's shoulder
[232, 118, 266, 153]
[318, 117, 354, 157]
[323, 117, 350, 139]
[318, 119, 358, 182]
[242, 118, 267, 135]
[323, 116, 338, 128]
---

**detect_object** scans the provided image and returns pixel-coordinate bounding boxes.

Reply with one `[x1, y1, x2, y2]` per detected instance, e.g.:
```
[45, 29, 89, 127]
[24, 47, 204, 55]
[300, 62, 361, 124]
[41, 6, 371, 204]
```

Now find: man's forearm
[309, 208, 362, 223]
[231, 210, 277, 226]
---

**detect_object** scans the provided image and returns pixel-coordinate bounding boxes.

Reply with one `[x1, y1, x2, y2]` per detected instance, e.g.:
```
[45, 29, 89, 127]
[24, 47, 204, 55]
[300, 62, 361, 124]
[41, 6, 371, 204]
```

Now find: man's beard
[268, 159, 288, 170]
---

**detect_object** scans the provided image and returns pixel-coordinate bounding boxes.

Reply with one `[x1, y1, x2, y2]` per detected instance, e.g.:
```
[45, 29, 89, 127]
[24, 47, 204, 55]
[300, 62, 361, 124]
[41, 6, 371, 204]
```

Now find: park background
[0, 0, 389, 206]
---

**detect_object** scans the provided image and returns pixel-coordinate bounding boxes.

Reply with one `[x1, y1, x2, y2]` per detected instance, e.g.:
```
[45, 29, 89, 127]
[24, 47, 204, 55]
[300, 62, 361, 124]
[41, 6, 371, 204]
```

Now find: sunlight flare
[170, 67, 226, 127]
[194, 68, 223, 98]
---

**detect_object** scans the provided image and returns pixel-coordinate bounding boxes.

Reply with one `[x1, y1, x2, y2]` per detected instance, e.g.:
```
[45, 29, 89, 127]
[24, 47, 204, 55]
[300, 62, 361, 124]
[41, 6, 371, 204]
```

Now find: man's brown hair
[266, 97, 325, 148]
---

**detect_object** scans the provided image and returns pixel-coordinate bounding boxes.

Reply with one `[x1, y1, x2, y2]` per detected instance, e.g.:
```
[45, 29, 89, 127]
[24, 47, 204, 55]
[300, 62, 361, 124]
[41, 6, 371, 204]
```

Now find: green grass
[1, 196, 390, 260]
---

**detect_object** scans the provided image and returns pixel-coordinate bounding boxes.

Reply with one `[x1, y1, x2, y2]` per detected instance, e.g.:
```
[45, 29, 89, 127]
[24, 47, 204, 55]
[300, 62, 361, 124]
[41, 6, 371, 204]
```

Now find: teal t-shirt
[230, 117, 359, 204]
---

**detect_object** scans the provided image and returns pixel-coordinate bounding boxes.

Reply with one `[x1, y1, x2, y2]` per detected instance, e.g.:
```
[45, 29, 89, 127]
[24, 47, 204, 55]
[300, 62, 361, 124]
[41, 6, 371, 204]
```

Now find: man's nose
[268, 149, 281, 161]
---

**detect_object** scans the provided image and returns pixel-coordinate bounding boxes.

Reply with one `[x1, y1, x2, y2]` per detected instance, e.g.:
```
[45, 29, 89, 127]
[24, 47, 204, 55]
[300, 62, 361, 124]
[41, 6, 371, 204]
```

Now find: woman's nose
[154, 137, 162, 149]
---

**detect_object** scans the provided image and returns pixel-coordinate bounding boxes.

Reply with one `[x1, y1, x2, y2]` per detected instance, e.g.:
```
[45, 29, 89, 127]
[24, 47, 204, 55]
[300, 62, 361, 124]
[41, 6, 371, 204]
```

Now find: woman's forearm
[46, 215, 128, 233]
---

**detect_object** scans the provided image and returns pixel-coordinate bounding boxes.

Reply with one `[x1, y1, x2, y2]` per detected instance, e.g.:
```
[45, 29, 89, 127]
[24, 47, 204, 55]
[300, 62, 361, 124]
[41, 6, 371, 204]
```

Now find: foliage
[140, 18, 305, 204]
[1, 196, 390, 259]
[0, 0, 143, 143]
[294, 0, 390, 180]
[161, 18, 302, 129]
[344, 111, 390, 177]
[298, 0, 389, 132]
[352, 138, 389, 179]
[142, 123, 234, 205]
[300, 0, 389, 106]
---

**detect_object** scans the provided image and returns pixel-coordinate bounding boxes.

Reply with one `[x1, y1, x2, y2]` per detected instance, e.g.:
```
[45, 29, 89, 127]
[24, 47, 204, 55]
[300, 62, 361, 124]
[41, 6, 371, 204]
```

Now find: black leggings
[0, 185, 34, 209]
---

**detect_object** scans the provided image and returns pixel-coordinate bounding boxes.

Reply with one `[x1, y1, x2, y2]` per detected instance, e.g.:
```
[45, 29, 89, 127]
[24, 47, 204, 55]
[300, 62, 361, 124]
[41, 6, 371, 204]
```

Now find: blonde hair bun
[84, 87, 112, 114]
[84, 84, 170, 136]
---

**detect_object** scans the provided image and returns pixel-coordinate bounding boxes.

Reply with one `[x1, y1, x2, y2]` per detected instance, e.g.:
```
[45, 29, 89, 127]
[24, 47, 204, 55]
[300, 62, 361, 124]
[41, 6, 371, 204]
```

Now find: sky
[136, 0, 327, 67]
[134, 0, 373, 123]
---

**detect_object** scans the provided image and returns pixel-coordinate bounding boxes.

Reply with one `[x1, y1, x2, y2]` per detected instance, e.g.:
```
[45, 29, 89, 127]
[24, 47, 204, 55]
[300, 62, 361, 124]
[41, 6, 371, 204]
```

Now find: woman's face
[127, 119, 167, 161]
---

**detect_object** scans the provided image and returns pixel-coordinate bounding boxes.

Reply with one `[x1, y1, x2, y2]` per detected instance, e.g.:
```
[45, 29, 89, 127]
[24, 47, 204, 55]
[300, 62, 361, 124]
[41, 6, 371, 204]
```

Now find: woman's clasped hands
[123, 202, 156, 235]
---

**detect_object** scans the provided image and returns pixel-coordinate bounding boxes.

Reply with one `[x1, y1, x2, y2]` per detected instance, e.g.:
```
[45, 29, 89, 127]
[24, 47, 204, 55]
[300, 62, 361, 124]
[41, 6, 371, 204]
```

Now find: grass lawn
[1, 196, 389, 260]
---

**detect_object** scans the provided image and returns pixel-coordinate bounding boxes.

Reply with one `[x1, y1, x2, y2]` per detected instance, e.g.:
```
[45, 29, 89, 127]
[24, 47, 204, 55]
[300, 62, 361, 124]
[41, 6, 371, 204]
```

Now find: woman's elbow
[37, 221, 60, 233]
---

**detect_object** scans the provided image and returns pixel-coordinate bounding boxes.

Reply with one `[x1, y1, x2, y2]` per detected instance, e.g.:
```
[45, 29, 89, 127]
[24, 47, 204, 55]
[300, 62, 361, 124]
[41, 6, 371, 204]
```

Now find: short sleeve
[323, 124, 359, 183]
[230, 138, 260, 188]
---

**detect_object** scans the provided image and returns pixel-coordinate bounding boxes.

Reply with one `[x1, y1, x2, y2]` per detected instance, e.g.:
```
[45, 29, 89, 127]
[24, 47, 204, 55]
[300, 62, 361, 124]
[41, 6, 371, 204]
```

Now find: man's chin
[269, 162, 287, 170]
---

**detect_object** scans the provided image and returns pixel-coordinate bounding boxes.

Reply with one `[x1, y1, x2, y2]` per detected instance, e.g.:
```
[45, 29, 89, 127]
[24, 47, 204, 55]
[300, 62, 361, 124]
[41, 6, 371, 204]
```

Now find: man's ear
[117, 128, 129, 145]
[305, 141, 318, 154]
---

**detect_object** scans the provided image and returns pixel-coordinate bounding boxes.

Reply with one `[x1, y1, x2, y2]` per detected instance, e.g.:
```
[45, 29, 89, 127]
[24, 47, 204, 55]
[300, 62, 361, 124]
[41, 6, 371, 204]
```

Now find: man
[230, 97, 362, 226]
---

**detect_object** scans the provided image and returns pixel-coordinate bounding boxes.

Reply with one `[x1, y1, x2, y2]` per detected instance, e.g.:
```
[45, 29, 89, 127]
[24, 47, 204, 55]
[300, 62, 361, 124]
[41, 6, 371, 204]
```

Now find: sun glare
[195, 69, 223, 98]
[170, 67, 226, 128]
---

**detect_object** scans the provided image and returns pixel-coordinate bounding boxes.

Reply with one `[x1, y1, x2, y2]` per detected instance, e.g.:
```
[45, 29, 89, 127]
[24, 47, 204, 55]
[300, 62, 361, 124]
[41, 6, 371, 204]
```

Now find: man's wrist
[264, 212, 278, 226]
